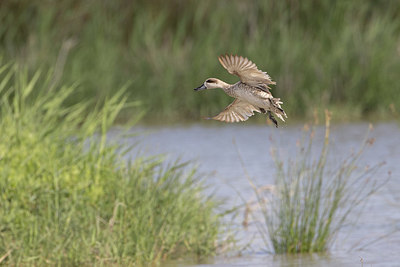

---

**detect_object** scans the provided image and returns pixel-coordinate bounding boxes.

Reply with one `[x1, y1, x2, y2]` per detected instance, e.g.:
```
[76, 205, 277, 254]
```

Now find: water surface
[119, 122, 400, 267]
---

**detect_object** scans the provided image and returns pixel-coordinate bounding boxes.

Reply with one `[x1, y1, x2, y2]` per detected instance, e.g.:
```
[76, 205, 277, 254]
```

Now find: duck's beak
[194, 84, 207, 91]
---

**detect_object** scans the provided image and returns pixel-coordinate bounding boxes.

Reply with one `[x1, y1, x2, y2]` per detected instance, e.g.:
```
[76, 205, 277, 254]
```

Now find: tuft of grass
[0, 63, 224, 265]
[1, 0, 400, 123]
[254, 111, 388, 253]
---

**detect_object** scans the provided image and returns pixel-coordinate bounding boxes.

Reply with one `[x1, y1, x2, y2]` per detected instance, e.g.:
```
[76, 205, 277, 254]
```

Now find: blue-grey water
[116, 122, 400, 267]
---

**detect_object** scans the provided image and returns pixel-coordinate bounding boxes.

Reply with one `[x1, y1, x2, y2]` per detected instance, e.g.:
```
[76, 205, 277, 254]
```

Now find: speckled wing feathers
[211, 99, 260, 123]
[218, 54, 276, 89]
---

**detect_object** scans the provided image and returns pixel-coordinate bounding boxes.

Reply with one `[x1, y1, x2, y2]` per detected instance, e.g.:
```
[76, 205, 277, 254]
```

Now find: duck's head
[194, 78, 228, 91]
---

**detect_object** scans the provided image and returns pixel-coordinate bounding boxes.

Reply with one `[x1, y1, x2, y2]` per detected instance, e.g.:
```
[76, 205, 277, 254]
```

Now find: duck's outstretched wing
[210, 99, 260, 123]
[218, 54, 275, 90]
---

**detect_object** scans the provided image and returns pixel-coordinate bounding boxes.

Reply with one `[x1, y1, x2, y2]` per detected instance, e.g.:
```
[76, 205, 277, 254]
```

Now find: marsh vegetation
[253, 112, 388, 253]
[0, 64, 224, 265]
[1, 0, 400, 122]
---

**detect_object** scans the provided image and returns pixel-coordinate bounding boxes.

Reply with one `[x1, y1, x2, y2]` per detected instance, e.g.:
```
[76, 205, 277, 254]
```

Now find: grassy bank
[0, 64, 224, 265]
[1, 0, 400, 123]
[254, 112, 387, 253]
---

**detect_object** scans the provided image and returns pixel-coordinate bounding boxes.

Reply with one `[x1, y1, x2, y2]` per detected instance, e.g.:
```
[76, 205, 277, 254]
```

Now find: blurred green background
[1, 0, 400, 123]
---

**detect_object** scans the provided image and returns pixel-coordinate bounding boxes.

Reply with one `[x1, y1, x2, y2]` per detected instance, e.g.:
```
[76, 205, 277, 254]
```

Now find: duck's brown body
[225, 81, 286, 122]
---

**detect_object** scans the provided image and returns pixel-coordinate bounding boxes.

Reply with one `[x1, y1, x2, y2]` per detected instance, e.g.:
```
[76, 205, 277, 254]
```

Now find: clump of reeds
[0, 63, 225, 265]
[255, 111, 387, 253]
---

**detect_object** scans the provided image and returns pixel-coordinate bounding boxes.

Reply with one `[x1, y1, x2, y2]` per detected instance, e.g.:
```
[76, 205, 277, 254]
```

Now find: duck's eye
[206, 79, 215, 83]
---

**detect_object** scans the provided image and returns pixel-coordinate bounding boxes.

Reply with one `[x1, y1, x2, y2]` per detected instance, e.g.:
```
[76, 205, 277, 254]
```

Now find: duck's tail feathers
[269, 98, 287, 121]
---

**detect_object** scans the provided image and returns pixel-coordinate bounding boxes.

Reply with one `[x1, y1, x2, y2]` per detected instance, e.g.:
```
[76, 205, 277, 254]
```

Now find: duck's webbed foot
[267, 111, 278, 128]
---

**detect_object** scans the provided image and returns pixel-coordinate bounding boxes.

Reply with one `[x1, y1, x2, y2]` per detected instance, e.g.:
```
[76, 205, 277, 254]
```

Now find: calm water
[118, 122, 400, 267]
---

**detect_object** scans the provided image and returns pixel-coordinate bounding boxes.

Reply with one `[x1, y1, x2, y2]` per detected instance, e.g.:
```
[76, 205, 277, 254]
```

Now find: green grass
[254, 111, 388, 253]
[1, 0, 400, 123]
[0, 63, 225, 265]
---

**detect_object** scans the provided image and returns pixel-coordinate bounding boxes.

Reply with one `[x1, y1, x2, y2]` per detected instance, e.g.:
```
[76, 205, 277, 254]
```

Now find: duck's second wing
[218, 54, 276, 90]
[210, 99, 260, 123]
